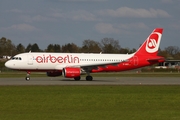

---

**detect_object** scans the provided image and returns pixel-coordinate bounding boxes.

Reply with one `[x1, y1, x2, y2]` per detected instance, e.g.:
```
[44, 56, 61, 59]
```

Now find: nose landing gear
[25, 71, 31, 81]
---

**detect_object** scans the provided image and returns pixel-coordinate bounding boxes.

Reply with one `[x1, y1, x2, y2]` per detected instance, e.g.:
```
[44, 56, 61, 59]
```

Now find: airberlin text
[35, 55, 80, 64]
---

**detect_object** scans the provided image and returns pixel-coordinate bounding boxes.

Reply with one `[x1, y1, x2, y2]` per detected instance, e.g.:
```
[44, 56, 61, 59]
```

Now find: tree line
[0, 37, 180, 60]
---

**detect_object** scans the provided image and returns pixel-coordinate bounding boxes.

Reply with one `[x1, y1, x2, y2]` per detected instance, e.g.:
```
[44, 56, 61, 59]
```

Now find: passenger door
[27, 54, 33, 65]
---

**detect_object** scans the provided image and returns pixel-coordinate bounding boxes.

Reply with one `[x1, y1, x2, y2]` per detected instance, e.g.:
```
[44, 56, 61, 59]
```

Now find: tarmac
[0, 77, 180, 85]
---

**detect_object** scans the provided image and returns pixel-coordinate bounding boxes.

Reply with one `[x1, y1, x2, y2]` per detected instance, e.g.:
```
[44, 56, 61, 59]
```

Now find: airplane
[5, 28, 165, 81]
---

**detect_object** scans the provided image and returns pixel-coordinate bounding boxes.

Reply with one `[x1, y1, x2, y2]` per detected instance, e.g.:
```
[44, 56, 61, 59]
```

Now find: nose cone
[5, 61, 13, 69]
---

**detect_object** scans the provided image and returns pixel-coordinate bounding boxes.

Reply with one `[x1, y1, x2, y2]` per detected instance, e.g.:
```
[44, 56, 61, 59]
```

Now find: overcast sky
[0, 0, 180, 50]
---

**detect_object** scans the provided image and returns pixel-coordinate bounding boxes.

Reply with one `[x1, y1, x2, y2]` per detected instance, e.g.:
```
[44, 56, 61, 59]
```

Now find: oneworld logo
[146, 32, 162, 53]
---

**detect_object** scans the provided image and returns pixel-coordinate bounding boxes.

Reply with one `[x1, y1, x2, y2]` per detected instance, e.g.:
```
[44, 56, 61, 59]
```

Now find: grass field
[0, 86, 180, 120]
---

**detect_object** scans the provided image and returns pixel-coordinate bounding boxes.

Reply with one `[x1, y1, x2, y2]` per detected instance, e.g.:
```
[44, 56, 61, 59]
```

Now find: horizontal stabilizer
[147, 57, 165, 62]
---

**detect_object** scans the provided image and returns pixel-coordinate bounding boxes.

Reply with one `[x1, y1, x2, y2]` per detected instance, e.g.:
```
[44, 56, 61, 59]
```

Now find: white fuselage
[5, 52, 134, 71]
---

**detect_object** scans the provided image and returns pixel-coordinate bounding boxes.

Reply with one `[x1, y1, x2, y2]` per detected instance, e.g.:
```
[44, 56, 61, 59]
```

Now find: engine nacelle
[47, 71, 62, 77]
[62, 67, 81, 78]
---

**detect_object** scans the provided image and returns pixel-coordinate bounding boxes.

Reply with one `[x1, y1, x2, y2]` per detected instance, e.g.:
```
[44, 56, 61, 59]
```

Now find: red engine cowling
[47, 71, 62, 77]
[62, 67, 81, 78]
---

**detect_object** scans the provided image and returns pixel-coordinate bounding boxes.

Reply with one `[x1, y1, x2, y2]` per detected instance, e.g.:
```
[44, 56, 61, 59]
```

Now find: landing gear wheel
[26, 71, 31, 81]
[86, 76, 93, 81]
[74, 76, 81, 81]
[25, 76, 30, 81]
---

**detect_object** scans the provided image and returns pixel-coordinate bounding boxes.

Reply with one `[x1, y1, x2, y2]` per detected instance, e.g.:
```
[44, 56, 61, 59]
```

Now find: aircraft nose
[5, 61, 13, 69]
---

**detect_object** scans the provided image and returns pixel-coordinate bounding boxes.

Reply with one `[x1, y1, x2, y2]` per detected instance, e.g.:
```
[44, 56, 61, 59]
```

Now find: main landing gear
[74, 76, 81, 81]
[85, 72, 93, 81]
[86, 75, 93, 81]
[25, 71, 31, 81]
[73, 75, 93, 81]
[73, 70, 93, 81]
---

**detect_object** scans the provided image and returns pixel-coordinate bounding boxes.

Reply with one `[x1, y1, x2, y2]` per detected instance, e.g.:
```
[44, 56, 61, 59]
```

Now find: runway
[0, 77, 180, 85]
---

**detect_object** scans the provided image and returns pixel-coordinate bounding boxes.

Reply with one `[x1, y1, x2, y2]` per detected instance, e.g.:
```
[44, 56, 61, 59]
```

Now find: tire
[74, 76, 81, 81]
[86, 76, 93, 81]
[25, 77, 30, 81]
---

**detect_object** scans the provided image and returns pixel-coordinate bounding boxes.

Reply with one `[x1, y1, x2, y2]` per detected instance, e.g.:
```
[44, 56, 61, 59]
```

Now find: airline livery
[5, 28, 165, 81]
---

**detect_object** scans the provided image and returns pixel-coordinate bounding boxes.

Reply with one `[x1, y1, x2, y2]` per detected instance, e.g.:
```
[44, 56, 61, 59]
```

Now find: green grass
[0, 86, 180, 120]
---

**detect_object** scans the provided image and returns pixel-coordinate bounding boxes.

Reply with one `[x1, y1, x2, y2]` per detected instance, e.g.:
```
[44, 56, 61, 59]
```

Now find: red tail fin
[135, 28, 163, 56]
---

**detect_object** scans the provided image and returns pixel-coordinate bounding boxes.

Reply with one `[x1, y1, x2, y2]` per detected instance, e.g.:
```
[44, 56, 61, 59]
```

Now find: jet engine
[46, 71, 62, 77]
[62, 67, 81, 78]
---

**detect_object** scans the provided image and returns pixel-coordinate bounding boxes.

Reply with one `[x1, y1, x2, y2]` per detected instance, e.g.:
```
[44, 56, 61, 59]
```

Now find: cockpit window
[11, 57, 22, 60]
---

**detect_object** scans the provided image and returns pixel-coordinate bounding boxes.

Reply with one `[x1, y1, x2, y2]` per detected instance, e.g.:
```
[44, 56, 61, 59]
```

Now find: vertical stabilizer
[135, 28, 163, 56]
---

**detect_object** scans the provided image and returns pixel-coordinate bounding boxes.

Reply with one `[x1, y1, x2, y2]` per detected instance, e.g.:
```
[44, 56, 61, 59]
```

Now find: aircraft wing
[54, 61, 125, 70]
[79, 61, 126, 71]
